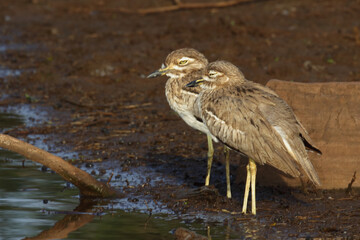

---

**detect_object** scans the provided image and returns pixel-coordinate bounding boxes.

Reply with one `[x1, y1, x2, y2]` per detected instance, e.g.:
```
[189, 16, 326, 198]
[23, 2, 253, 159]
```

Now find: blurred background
[1, 0, 359, 239]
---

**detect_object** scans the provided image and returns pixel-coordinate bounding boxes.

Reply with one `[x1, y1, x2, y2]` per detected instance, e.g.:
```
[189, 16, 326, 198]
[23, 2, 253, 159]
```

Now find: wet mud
[1, 0, 360, 238]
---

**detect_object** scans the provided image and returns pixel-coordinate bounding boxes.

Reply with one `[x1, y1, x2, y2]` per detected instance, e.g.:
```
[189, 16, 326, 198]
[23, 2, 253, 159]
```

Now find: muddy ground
[1, 0, 360, 238]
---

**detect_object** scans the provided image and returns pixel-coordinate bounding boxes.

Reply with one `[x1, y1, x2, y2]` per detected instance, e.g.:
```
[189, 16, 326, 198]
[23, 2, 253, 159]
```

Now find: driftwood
[107, 0, 255, 15]
[0, 134, 119, 197]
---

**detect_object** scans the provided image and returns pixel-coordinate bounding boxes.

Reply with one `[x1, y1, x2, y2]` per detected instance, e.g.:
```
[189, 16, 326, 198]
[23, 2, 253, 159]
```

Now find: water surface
[0, 111, 233, 239]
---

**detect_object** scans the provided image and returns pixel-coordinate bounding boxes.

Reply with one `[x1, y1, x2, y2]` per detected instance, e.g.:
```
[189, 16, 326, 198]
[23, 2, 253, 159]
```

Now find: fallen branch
[0, 134, 119, 198]
[107, 0, 255, 15]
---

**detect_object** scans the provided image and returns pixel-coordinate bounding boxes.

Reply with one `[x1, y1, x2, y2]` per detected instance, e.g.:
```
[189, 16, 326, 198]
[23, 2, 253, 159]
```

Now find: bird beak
[186, 78, 204, 87]
[147, 64, 169, 78]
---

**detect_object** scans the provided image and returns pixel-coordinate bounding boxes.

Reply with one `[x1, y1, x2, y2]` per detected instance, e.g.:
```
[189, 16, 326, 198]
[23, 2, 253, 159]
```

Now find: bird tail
[299, 155, 321, 186]
[276, 126, 321, 186]
[289, 140, 321, 186]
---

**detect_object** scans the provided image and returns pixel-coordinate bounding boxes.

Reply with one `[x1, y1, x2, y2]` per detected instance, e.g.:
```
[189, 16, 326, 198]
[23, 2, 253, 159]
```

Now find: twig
[118, 102, 152, 109]
[73, 111, 117, 117]
[0, 98, 23, 106]
[143, 200, 153, 229]
[107, 0, 256, 15]
[95, 134, 122, 140]
[61, 97, 117, 109]
[204, 208, 242, 215]
[63, 97, 151, 110]
[345, 171, 356, 196]
[106, 172, 114, 186]
[71, 117, 130, 128]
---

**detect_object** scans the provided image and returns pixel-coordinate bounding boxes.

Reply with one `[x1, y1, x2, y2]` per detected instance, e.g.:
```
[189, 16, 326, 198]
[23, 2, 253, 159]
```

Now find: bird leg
[224, 146, 232, 198]
[249, 158, 257, 215]
[242, 162, 251, 214]
[205, 134, 214, 186]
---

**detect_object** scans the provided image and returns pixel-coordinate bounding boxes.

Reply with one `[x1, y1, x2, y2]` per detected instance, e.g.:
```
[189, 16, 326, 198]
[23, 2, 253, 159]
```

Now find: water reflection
[0, 112, 24, 130]
[0, 151, 238, 240]
[0, 111, 243, 239]
[23, 199, 98, 240]
[1, 104, 48, 128]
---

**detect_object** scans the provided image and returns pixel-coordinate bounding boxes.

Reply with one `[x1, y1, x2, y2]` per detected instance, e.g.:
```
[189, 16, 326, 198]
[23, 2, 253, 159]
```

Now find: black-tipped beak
[147, 65, 169, 78]
[186, 78, 204, 87]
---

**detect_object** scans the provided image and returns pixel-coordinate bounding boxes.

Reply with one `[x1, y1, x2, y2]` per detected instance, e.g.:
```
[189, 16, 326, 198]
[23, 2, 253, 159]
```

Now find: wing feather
[257, 94, 321, 186]
[200, 87, 301, 178]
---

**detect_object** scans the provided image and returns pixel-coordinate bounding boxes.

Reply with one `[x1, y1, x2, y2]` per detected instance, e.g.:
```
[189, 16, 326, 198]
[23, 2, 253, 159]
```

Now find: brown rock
[243, 80, 360, 189]
[174, 227, 208, 240]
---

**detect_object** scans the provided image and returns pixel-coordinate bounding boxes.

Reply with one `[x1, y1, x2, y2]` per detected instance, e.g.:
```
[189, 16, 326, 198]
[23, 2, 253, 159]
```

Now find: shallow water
[0, 153, 198, 240]
[0, 110, 236, 239]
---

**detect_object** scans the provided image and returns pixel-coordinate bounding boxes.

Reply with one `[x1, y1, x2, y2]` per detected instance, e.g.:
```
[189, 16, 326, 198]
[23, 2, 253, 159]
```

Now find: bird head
[147, 48, 208, 79]
[186, 61, 245, 89]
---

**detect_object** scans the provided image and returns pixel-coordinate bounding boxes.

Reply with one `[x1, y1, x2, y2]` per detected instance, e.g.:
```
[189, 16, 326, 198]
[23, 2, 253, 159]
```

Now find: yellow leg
[224, 146, 232, 198]
[207, 225, 212, 240]
[205, 134, 214, 186]
[242, 162, 251, 214]
[249, 158, 257, 215]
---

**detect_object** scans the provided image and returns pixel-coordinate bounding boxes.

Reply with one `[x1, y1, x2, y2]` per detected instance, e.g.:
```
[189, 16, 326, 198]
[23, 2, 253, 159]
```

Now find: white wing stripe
[205, 109, 245, 135]
[205, 109, 225, 124]
[274, 126, 297, 160]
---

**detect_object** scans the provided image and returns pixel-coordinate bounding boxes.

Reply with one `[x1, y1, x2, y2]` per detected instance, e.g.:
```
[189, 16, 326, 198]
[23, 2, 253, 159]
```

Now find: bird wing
[256, 80, 321, 155]
[257, 94, 321, 186]
[200, 87, 301, 178]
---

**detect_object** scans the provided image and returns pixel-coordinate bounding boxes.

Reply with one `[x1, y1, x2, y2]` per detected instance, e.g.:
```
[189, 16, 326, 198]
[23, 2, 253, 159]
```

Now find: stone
[238, 80, 360, 189]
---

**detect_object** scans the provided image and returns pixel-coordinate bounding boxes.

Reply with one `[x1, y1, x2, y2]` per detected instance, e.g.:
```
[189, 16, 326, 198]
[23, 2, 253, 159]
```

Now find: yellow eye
[178, 60, 188, 65]
[208, 71, 217, 77]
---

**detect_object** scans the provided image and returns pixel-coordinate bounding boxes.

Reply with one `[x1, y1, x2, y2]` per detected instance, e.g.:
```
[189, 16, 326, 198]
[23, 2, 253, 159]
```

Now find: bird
[147, 48, 233, 198]
[186, 60, 321, 215]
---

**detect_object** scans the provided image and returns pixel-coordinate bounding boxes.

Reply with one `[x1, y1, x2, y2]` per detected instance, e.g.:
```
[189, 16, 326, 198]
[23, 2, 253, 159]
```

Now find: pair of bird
[148, 48, 321, 215]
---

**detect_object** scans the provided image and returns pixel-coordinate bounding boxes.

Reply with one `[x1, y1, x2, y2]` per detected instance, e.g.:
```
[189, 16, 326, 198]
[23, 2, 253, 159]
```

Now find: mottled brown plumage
[188, 60, 321, 214]
[148, 49, 233, 196]
[148, 48, 209, 134]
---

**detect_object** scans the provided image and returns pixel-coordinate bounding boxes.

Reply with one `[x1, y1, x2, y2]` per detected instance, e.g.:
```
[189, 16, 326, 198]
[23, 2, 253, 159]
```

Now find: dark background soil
[1, 0, 360, 238]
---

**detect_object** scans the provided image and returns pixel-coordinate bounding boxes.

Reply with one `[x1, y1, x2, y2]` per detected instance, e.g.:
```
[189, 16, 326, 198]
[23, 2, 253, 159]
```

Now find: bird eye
[208, 71, 218, 78]
[178, 60, 188, 65]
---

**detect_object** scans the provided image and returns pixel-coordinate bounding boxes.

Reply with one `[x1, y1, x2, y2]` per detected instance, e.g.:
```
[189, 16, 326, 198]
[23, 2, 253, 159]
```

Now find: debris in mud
[174, 185, 220, 201]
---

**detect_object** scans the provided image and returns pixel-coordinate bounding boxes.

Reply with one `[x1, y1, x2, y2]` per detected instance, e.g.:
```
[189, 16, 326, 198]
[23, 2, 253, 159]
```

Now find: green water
[0, 111, 235, 239]
[0, 155, 201, 240]
[0, 112, 24, 129]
